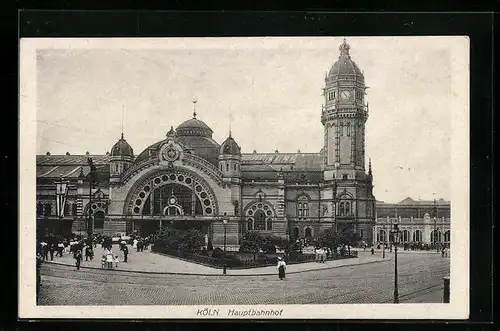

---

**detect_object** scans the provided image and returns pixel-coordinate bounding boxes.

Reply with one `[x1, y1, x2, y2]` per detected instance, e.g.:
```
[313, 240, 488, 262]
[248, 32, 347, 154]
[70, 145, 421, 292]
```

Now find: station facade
[36, 40, 378, 249]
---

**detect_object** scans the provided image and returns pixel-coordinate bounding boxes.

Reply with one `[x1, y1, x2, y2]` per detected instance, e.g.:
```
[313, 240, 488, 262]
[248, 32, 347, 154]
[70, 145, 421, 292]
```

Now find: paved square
[38, 249, 450, 305]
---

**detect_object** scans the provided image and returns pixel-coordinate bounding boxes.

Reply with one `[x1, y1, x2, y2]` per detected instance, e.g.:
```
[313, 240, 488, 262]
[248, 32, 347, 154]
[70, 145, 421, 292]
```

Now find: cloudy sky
[34, 37, 464, 203]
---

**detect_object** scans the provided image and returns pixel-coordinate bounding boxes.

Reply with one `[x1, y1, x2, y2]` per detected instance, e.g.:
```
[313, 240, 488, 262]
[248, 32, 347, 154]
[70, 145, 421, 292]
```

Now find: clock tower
[320, 39, 375, 242]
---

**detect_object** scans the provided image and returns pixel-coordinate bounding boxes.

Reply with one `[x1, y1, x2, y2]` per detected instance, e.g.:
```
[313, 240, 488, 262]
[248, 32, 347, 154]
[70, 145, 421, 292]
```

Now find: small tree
[178, 229, 205, 252]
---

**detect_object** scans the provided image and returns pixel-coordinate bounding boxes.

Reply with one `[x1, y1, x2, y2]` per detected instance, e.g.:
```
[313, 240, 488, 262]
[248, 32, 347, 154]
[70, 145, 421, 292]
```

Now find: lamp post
[87, 157, 97, 248]
[390, 222, 401, 303]
[433, 198, 440, 252]
[222, 218, 228, 275]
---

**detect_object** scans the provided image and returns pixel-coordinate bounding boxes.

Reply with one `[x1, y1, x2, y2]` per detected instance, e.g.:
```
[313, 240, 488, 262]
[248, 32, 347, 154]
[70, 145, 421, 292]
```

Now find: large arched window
[297, 196, 309, 220]
[254, 210, 266, 230]
[413, 230, 422, 243]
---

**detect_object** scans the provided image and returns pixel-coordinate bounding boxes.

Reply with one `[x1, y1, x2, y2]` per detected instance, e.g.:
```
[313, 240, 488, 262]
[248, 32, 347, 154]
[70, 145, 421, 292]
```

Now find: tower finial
[193, 99, 198, 118]
[121, 104, 125, 138]
[229, 110, 234, 138]
[339, 38, 350, 56]
[369, 158, 372, 175]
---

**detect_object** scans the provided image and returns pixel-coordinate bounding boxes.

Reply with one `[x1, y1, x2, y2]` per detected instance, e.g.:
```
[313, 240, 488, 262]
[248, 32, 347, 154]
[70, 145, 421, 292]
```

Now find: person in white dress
[277, 257, 287, 280]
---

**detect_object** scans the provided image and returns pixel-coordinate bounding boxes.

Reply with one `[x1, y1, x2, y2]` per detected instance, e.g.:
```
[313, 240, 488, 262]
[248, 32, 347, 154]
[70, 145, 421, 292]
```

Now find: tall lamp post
[390, 222, 401, 303]
[222, 218, 228, 275]
[434, 198, 439, 253]
[87, 157, 98, 248]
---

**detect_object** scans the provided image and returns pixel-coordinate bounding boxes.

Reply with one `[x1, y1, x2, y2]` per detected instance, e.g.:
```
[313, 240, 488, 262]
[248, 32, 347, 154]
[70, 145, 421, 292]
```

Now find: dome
[219, 133, 241, 156]
[110, 133, 134, 157]
[176, 112, 214, 138]
[327, 39, 364, 80]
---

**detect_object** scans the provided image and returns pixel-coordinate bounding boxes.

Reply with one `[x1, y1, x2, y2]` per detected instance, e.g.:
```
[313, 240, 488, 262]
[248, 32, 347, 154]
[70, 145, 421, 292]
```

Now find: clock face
[340, 90, 351, 100]
[169, 197, 176, 205]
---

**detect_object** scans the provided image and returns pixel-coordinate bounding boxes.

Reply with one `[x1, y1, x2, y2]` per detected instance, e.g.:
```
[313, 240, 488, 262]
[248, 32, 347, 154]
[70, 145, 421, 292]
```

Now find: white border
[19, 37, 469, 320]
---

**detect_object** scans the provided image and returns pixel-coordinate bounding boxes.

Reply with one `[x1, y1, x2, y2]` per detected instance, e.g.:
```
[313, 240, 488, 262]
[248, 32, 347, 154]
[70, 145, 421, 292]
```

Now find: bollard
[443, 276, 450, 303]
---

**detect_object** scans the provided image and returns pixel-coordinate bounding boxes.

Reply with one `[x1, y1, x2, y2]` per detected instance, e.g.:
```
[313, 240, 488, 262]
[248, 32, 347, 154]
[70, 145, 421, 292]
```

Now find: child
[101, 256, 106, 269]
[114, 255, 119, 268]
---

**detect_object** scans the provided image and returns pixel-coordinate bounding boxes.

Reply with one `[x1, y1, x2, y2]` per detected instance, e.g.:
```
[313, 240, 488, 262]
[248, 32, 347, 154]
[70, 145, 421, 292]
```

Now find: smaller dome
[219, 133, 241, 155]
[110, 133, 134, 157]
[176, 112, 214, 138]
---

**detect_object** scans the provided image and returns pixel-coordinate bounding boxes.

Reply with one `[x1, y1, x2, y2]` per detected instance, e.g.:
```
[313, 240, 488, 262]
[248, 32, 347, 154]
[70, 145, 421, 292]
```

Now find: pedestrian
[56, 242, 64, 257]
[371, 247, 375, 255]
[123, 245, 129, 263]
[85, 245, 92, 261]
[277, 257, 286, 280]
[49, 243, 55, 261]
[114, 255, 119, 268]
[106, 248, 114, 269]
[75, 250, 82, 270]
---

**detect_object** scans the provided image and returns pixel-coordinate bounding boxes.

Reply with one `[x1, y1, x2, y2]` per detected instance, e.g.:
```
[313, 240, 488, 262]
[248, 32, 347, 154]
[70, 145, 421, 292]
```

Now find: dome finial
[339, 38, 350, 57]
[121, 132, 124, 140]
[193, 99, 198, 118]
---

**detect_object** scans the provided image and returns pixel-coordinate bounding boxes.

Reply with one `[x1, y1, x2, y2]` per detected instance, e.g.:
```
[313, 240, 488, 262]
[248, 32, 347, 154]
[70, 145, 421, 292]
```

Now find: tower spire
[121, 104, 124, 139]
[229, 110, 234, 137]
[368, 158, 372, 176]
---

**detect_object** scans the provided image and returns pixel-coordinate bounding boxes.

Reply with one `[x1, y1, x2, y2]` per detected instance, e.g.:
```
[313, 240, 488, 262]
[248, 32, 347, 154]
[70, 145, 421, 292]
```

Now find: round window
[154, 178, 161, 184]
[177, 175, 184, 182]
[169, 174, 176, 181]
[135, 199, 142, 206]
[144, 185, 150, 192]
[185, 177, 192, 184]
[196, 185, 203, 193]
[133, 207, 140, 213]
[161, 175, 168, 182]
[139, 192, 145, 198]
[200, 192, 207, 199]
[203, 199, 211, 206]
[205, 207, 212, 214]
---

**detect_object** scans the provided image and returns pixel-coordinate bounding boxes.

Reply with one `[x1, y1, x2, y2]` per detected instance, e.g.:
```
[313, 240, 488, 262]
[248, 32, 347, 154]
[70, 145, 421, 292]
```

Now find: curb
[43, 257, 389, 277]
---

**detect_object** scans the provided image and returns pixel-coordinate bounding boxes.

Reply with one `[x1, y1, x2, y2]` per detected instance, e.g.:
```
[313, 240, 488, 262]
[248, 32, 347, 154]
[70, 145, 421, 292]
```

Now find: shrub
[207, 240, 213, 251]
[211, 247, 224, 258]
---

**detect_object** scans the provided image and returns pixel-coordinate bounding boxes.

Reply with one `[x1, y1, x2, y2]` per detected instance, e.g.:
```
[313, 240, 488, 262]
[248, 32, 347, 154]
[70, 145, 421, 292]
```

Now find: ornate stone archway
[123, 167, 219, 217]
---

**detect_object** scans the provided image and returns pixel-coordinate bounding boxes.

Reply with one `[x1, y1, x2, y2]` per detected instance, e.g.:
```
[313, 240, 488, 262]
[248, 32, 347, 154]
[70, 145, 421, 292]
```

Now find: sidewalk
[45, 245, 390, 276]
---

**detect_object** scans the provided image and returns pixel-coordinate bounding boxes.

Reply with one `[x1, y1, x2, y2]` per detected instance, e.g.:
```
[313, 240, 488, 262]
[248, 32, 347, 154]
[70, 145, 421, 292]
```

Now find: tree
[178, 229, 205, 252]
[319, 227, 341, 248]
[339, 228, 362, 255]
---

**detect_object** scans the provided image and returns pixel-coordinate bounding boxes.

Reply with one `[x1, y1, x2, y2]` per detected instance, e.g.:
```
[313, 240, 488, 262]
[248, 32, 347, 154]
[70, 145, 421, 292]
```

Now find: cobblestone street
[38, 249, 450, 305]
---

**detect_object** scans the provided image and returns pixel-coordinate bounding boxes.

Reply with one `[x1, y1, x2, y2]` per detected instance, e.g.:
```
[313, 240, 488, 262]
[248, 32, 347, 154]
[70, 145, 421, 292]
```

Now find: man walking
[75, 250, 82, 270]
[123, 245, 129, 263]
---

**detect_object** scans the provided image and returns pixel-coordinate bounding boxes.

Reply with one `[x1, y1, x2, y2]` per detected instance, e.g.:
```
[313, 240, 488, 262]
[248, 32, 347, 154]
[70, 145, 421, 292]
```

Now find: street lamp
[390, 222, 401, 303]
[222, 218, 228, 275]
[222, 218, 228, 252]
[87, 157, 98, 248]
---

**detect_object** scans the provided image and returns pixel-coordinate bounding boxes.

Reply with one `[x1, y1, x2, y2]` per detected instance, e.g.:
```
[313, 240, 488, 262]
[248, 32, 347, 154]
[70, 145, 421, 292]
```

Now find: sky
[34, 37, 462, 203]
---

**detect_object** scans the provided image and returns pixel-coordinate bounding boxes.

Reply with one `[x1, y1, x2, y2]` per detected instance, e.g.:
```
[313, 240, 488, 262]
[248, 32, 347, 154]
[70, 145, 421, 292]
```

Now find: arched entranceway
[124, 168, 219, 236]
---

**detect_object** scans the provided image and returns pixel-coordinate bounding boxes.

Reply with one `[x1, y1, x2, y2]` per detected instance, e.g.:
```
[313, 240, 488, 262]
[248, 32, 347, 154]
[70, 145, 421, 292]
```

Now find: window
[72, 203, 78, 217]
[36, 203, 43, 216]
[44, 203, 52, 216]
[226, 163, 229, 172]
[328, 91, 334, 100]
[377, 229, 386, 243]
[93, 211, 105, 229]
[347, 123, 351, 136]
[431, 230, 442, 243]
[413, 230, 422, 242]
[360, 229, 364, 238]
[266, 219, 273, 231]
[402, 230, 410, 243]
[254, 210, 266, 230]
[293, 227, 299, 238]
[115, 164, 119, 172]
[305, 228, 312, 238]
[345, 202, 350, 215]
[340, 122, 344, 136]
[342, 174, 348, 180]
[444, 230, 450, 243]
[233, 164, 236, 171]
[339, 202, 344, 216]
[247, 218, 253, 230]
[220, 164, 223, 171]
[297, 196, 309, 220]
